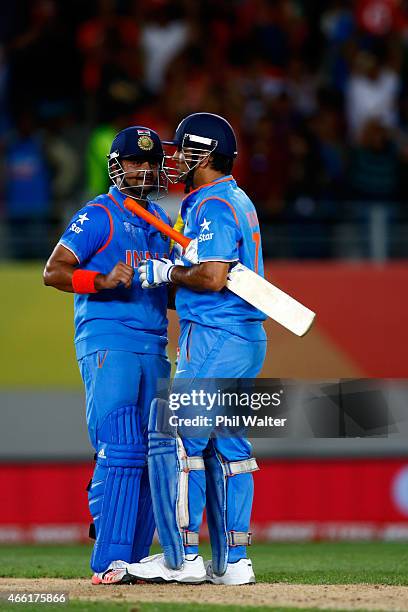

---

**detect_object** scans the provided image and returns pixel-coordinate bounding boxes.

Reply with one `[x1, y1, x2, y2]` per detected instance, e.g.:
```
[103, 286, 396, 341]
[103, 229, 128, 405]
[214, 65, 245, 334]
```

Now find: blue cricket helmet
[163, 112, 238, 158]
[107, 126, 168, 200]
[109, 126, 164, 161]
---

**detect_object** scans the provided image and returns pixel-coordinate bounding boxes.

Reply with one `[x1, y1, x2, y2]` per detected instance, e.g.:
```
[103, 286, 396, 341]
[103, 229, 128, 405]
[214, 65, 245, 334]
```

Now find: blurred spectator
[140, 0, 190, 93]
[346, 50, 400, 138]
[42, 113, 80, 216]
[77, 0, 143, 117]
[286, 57, 319, 117]
[349, 118, 399, 200]
[347, 118, 399, 258]
[321, 1, 356, 92]
[4, 111, 51, 259]
[356, 0, 407, 36]
[8, 0, 79, 114]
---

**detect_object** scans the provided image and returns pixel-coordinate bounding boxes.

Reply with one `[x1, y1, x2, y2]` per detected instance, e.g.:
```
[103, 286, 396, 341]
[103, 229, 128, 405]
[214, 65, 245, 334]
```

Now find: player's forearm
[170, 264, 226, 292]
[43, 260, 77, 292]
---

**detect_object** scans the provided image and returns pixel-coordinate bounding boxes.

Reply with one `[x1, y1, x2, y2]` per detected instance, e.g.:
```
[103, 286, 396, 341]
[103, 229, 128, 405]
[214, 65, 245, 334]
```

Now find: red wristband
[72, 270, 100, 294]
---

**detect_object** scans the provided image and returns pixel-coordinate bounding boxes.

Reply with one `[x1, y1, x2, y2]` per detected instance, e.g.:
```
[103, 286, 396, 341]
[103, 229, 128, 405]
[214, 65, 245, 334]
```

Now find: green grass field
[1, 542, 407, 585]
[0, 542, 406, 611]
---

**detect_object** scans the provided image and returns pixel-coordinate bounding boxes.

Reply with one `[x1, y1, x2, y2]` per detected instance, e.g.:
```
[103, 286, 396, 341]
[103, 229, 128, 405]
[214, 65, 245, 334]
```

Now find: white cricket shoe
[125, 553, 207, 584]
[205, 558, 256, 585]
[91, 560, 132, 585]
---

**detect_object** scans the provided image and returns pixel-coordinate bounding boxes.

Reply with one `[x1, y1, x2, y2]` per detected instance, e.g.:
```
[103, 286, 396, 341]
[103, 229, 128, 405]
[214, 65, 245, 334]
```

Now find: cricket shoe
[125, 553, 207, 584]
[205, 558, 256, 585]
[91, 560, 133, 585]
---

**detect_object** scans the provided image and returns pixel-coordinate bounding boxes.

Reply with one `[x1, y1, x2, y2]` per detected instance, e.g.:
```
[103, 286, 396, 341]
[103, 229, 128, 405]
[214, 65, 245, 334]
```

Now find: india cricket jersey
[59, 186, 172, 359]
[176, 175, 266, 340]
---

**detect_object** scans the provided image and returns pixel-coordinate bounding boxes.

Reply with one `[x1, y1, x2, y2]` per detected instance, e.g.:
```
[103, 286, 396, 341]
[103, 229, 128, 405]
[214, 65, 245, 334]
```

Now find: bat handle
[124, 197, 191, 249]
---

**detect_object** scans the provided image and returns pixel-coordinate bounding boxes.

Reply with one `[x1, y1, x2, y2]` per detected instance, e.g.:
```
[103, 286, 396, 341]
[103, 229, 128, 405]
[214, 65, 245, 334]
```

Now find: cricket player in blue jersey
[43, 126, 172, 584]
[109, 113, 267, 586]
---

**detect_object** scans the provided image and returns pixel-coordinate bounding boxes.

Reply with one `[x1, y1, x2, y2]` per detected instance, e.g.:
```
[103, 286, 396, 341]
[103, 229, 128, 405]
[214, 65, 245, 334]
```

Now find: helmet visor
[108, 152, 168, 200]
[162, 133, 218, 183]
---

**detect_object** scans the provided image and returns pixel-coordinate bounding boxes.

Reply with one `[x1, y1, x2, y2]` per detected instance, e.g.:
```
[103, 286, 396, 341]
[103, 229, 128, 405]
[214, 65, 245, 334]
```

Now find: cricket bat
[124, 198, 316, 336]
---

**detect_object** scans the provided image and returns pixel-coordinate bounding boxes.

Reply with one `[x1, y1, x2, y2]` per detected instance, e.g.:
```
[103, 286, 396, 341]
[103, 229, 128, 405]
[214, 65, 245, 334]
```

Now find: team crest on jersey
[138, 135, 154, 151]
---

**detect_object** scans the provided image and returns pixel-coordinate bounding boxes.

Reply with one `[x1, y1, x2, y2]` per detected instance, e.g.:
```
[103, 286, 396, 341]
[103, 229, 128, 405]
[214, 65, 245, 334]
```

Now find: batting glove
[138, 258, 175, 288]
[183, 238, 199, 264]
[173, 238, 199, 265]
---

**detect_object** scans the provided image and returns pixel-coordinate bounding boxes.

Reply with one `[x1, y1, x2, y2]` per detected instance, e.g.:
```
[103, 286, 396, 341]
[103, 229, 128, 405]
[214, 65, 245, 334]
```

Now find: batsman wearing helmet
[109, 113, 267, 585]
[43, 127, 172, 584]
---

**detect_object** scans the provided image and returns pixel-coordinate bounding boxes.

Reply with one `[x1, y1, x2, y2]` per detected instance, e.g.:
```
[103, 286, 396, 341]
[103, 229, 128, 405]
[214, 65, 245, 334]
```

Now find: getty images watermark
[167, 388, 287, 429]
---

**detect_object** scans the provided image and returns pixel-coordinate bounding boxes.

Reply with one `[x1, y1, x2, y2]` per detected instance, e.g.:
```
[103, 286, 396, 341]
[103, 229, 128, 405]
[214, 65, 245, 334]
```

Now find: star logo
[77, 213, 90, 225]
[200, 218, 211, 232]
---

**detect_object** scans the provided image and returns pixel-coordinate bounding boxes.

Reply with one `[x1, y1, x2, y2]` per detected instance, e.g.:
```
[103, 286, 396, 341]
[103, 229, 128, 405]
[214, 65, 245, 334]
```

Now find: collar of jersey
[180, 175, 235, 220]
[182, 175, 234, 203]
[108, 186, 158, 225]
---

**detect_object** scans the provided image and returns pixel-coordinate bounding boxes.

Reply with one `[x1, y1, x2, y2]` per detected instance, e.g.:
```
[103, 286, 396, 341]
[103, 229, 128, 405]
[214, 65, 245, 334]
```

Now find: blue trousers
[175, 322, 267, 562]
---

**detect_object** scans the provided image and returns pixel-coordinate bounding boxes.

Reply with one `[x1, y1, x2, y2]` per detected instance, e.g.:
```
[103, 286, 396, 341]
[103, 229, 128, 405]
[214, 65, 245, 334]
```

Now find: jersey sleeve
[195, 197, 241, 262]
[58, 204, 111, 264]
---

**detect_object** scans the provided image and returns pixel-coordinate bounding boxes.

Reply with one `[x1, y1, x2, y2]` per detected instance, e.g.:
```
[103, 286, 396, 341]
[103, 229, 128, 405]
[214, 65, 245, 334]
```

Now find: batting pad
[204, 443, 258, 576]
[148, 398, 205, 570]
[88, 405, 146, 573]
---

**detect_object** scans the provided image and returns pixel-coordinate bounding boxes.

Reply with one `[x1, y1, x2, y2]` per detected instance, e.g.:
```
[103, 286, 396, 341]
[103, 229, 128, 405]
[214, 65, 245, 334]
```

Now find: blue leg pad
[204, 444, 258, 575]
[148, 399, 205, 570]
[88, 405, 146, 573]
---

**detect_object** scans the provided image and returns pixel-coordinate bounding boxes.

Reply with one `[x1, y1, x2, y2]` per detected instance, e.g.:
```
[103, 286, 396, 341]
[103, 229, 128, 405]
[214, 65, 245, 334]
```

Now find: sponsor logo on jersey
[70, 222, 83, 234]
[198, 232, 214, 242]
[198, 217, 214, 242]
[98, 448, 106, 459]
[199, 218, 211, 232]
[77, 213, 90, 225]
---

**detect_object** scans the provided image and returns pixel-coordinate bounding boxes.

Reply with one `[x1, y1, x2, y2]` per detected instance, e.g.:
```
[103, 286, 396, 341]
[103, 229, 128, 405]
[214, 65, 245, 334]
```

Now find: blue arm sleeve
[58, 204, 111, 264]
[195, 198, 241, 262]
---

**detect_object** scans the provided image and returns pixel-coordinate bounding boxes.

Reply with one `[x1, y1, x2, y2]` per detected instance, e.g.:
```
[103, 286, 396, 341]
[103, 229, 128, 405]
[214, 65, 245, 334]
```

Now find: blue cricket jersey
[59, 186, 172, 359]
[176, 175, 267, 340]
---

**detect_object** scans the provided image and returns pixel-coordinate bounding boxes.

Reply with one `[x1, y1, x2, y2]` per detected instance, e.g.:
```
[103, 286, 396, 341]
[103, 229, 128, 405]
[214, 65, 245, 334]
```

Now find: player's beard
[122, 171, 156, 200]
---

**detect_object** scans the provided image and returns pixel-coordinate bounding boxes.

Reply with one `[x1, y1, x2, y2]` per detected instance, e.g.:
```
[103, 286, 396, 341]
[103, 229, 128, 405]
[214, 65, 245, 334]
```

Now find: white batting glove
[138, 258, 175, 288]
[183, 238, 198, 264]
[173, 238, 199, 265]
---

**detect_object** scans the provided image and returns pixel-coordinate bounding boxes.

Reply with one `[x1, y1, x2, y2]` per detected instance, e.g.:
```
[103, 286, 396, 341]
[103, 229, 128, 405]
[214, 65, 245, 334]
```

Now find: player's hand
[138, 258, 175, 288]
[94, 262, 134, 290]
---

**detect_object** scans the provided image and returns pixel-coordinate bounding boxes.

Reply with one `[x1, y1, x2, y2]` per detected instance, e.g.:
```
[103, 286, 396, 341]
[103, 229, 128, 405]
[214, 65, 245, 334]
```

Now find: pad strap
[177, 443, 205, 528]
[180, 456, 205, 472]
[228, 531, 252, 547]
[182, 530, 199, 546]
[223, 457, 259, 476]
